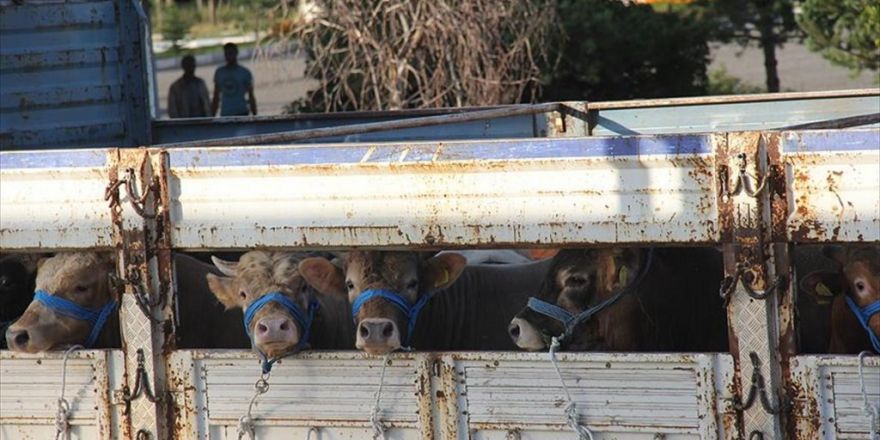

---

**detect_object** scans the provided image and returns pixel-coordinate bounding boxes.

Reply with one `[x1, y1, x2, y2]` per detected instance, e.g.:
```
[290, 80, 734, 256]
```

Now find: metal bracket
[105, 167, 160, 220]
[723, 152, 768, 198]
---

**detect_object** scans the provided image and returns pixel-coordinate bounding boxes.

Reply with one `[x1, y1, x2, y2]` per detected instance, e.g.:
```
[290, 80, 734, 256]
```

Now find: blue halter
[844, 295, 880, 353]
[351, 289, 434, 347]
[33, 290, 117, 348]
[525, 248, 654, 342]
[243, 292, 319, 374]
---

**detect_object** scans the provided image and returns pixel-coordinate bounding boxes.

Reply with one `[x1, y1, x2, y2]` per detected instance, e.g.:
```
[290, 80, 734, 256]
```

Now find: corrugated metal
[169, 350, 428, 439]
[791, 355, 880, 440]
[167, 134, 719, 249]
[784, 130, 880, 242]
[0, 0, 150, 149]
[0, 148, 115, 250]
[0, 350, 124, 439]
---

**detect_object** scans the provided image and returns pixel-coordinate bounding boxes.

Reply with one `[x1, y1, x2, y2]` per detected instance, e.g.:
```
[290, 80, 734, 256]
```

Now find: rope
[549, 337, 594, 440]
[857, 351, 880, 440]
[55, 345, 83, 440]
[237, 372, 271, 440]
[370, 355, 391, 440]
[305, 427, 320, 440]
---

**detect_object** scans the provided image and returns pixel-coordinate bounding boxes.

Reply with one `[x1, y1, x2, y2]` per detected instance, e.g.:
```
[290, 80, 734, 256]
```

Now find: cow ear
[36, 256, 51, 273]
[613, 249, 642, 285]
[299, 257, 347, 297]
[822, 246, 847, 267]
[206, 273, 241, 309]
[211, 256, 239, 277]
[422, 253, 467, 292]
[800, 270, 843, 305]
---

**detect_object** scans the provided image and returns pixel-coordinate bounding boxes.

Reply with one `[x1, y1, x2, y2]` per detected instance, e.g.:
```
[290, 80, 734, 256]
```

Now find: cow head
[299, 251, 466, 355]
[5, 253, 116, 352]
[509, 248, 645, 351]
[802, 246, 880, 345]
[206, 251, 320, 359]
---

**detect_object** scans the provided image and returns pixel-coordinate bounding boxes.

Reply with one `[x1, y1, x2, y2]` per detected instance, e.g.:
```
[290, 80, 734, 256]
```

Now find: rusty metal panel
[167, 134, 719, 249]
[791, 355, 880, 440]
[444, 352, 735, 439]
[0, 350, 125, 439]
[0, 149, 116, 250]
[0, 0, 150, 149]
[170, 350, 430, 439]
[784, 129, 880, 242]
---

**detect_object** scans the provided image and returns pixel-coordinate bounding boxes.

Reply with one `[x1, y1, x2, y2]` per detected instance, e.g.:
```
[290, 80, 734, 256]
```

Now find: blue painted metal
[167, 134, 713, 168]
[782, 129, 880, 153]
[0, 149, 108, 170]
[0, 0, 150, 150]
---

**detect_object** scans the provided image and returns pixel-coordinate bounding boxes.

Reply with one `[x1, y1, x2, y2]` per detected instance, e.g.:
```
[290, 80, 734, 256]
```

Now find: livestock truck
[1, 1, 878, 439]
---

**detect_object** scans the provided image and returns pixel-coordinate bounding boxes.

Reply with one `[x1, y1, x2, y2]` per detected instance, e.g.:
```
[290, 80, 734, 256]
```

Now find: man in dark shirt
[167, 55, 211, 118]
[211, 43, 257, 116]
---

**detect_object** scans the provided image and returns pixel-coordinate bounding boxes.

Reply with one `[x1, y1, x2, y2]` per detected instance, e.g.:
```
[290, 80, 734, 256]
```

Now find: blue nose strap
[243, 292, 319, 374]
[351, 289, 434, 347]
[845, 296, 880, 353]
[33, 290, 117, 348]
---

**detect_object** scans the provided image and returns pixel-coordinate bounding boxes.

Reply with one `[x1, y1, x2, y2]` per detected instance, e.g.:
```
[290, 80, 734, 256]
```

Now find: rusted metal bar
[153, 102, 563, 148]
[780, 112, 880, 130]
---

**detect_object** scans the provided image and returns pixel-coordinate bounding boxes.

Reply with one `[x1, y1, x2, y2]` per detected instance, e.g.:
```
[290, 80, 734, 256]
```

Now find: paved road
[155, 51, 316, 118]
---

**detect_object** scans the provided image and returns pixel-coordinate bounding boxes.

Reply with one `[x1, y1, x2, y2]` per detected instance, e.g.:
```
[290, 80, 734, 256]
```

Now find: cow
[0, 256, 39, 349]
[205, 251, 353, 365]
[298, 251, 554, 355]
[5, 252, 249, 352]
[508, 247, 728, 352]
[800, 246, 880, 354]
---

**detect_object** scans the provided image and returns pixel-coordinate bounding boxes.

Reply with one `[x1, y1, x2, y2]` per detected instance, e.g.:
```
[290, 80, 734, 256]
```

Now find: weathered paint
[0, 350, 125, 439]
[0, 0, 150, 149]
[790, 355, 880, 439]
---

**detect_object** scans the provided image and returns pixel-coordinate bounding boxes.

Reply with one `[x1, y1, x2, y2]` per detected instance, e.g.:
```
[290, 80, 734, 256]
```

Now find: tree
[280, 0, 560, 113]
[541, 0, 711, 102]
[797, 0, 880, 73]
[695, 0, 802, 93]
[162, 5, 191, 49]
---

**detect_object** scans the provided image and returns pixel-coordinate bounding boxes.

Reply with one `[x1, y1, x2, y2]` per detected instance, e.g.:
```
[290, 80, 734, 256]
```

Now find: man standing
[167, 55, 211, 118]
[211, 43, 257, 116]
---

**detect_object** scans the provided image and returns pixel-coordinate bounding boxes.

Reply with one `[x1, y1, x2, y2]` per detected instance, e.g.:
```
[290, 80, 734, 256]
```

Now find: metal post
[718, 132, 788, 439]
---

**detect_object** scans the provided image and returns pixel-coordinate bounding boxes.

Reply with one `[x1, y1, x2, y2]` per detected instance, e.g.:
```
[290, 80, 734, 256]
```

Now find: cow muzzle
[509, 317, 547, 351]
[253, 315, 299, 359]
[356, 318, 401, 355]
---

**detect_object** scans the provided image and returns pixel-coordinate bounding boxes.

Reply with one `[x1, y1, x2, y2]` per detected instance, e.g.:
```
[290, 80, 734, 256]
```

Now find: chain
[121, 349, 160, 416]
[724, 153, 768, 198]
[55, 345, 83, 440]
[857, 351, 880, 439]
[549, 337, 595, 440]
[720, 262, 786, 306]
[238, 372, 271, 440]
[733, 352, 787, 415]
[370, 355, 391, 440]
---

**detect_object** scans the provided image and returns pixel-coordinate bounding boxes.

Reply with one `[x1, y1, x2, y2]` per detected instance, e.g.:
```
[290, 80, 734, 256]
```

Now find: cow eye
[239, 290, 247, 299]
[406, 280, 419, 290]
[346, 280, 355, 291]
[568, 276, 587, 286]
[74, 285, 88, 293]
[855, 281, 866, 292]
[0, 278, 9, 288]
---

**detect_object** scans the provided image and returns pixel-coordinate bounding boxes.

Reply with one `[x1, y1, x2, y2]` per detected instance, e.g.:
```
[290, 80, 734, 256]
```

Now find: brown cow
[206, 251, 353, 361]
[5, 252, 249, 352]
[299, 251, 553, 355]
[509, 247, 728, 352]
[800, 246, 880, 354]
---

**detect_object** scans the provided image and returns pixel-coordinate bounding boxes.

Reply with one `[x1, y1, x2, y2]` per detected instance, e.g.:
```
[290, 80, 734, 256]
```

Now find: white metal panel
[792, 355, 880, 440]
[168, 135, 719, 249]
[0, 149, 114, 250]
[447, 352, 735, 440]
[169, 350, 430, 440]
[784, 130, 880, 242]
[0, 350, 125, 440]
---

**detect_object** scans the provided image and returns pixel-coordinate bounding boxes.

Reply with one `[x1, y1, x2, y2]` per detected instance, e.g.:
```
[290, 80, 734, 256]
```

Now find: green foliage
[541, 0, 711, 102]
[707, 65, 765, 95]
[797, 0, 880, 72]
[161, 5, 193, 49]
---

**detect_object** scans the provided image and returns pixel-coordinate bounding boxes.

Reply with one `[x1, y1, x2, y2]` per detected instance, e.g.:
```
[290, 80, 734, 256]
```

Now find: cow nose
[356, 318, 400, 354]
[508, 322, 521, 340]
[7, 329, 29, 351]
[253, 317, 295, 344]
[360, 320, 394, 339]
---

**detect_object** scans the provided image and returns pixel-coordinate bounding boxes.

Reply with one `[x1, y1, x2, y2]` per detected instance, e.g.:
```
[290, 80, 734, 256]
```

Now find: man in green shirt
[211, 43, 257, 116]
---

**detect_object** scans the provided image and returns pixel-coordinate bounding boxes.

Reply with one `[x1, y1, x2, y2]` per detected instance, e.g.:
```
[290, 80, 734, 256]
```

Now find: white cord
[55, 345, 83, 440]
[237, 373, 271, 440]
[370, 355, 391, 440]
[857, 351, 879, 440]
[549, 337, 595, 440]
